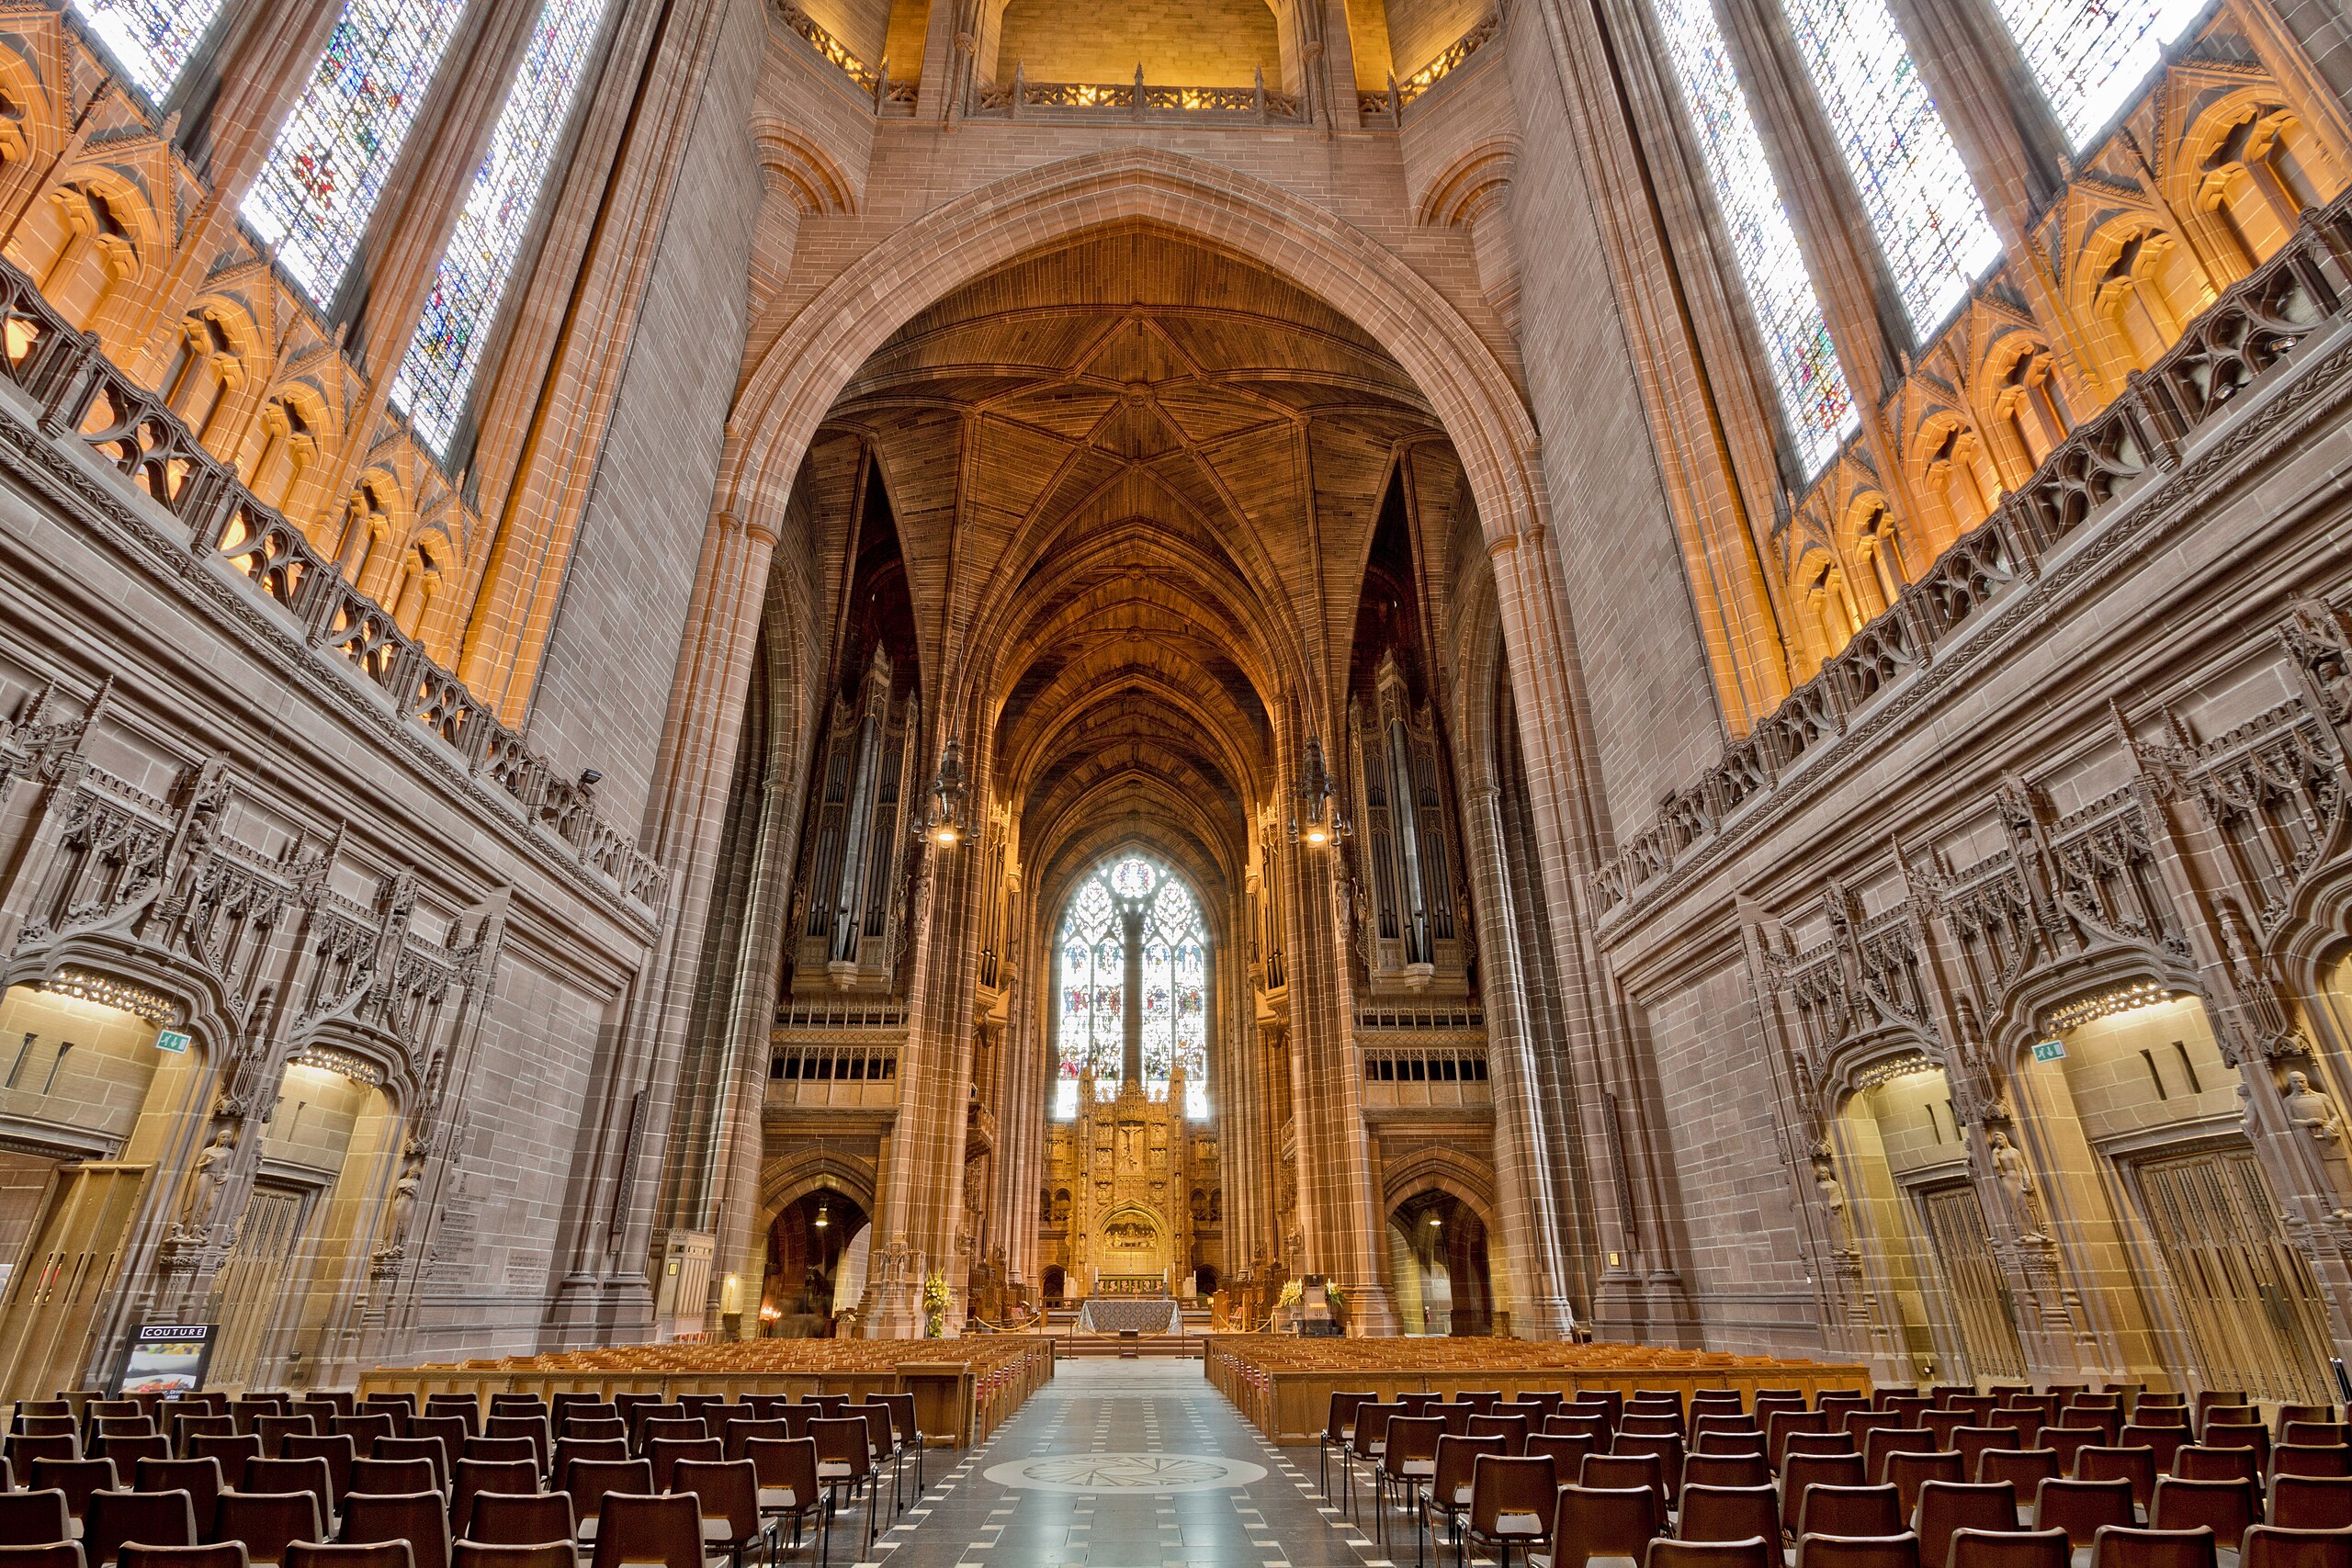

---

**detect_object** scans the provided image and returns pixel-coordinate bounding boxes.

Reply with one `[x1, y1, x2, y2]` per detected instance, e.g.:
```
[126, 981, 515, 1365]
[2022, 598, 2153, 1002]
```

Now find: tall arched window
[1647, 0, 1856, 476]
[1780, 0, 2000, 337]
[1992, 0, 2205, 151]
[1056, 854, 1208, 1121]
[391, 0, 615, 454]
[240, 0, 472, 307]
[70, 0, 230, 100]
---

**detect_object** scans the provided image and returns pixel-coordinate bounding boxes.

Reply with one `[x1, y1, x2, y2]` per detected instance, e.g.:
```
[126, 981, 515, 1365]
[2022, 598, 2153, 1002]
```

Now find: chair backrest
[1579, 1453, 1657, 1496]
[1612, 1434, 1685, 1498]
[133, 1461, 221, 1527]
[2078, 1446, 2158, 1511]
[238, 1462, 331, 1536]
[1465, 1455, 1555, 1541]
[1947, 1527, 2068, 1568]
[1548, 1484, 1663, 1568]
[461, 1492, 573, 1549]
[1772, 1413, 1833, 1469]
[1798, 1483, 1905, 1540]
[96, 1438, 169, 1472]
[212, 1490, 324, 1568]
[34, 1460, 119, 1520]
[586, 1495, 698, 1568]
[457, 1440, 535, 1472]
[2087, 1525, 2219, 1568]
[450, 1544, 568, 1568]
[1980, 1451, 2062, 1493]
[285, 1544, 411, 1568]
[2120, 1427, 2189, 1474]
[2278, 1448, 2352, 1481]
[1348, 1404, 1399, 1459]
[643, 1440, 718, 1495]
[1430, 1435, 1506, 1509]
[807, 1420, 869, 1483]
[740, 1439, 817, 1515]
[0, 1492, 70, 1549]
[410, 1423, 468, 1472]
[560, 1424, 625, 1446]
[369, 1440, 447, 1495]
[338, 1491, 449, 1568]
[119, 1548, 245, 1568]
[1789, 1435, 1863, 1467]
[2289, 1427, 2352, 1450]
[1885, 1451, 1963, 1517]
[1916, 1481, 2020, 1568]
[1677, 1483, 1777, 1545]
[252, 1421, 314, 1460]
[477, 1424, 547, 1479]
[17, 1419, 78, 1440]
[2151, 1477, 2256, 1551]
[2174, 1448, 2261, 1487]
[550, 1441, 627, 1485]
[563, 1461, 652, 1526]
[1783, 1454, 1870, 1536]
[2275, 1477, 2352, 1531]
[1792, 1533, 1921, 1568]
[7, 1436, 79, 1468]
[1684, 1453, 1769, 1491]
[276, 1441, 351, 1507]
[422, 1400, 480, 1437]
[2034, 1477, 2135, 1547]
[1622, 1416, 1682, 1438]
[1862, 1438, 1938, 1485]
[670, 1460, 759, 1542]
[718, 1422, 786, 1464]
[346, 1460, 435, 1499]
[1383, 1417, 1445, 1478]
[2242, 1525, 2352, 1568]
[1646, 1537, 1774, 1568]
[329, 1420, 392, 1453]
[1465, 1415, 1528, 1456]
[1525, 1434, 1592, 1480]
[85, 1488, 197, 1566]
[636, 1422, 705, 1454]
[448, 1462, 536, 1535]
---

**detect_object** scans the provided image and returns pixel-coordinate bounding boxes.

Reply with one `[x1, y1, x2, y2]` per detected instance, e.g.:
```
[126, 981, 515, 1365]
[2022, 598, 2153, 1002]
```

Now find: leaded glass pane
[1648, 0, 1858, 474]
[1993, 0, 2204, 151]
[1055, 854, 1209, 1120]
[390, 0, 613, 454]
[70, 0, 226, 100]
[241, 0, 470, 307]
[1781, 0, 2002, 337]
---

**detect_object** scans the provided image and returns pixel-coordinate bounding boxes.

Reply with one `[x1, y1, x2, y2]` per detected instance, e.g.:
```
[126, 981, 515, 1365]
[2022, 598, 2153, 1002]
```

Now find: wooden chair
[1792, 1535, 1921, 1568]
[1428, 1435, 1507, 1561]
[1677, 1483, 1778, 1545]
[1915, 1482, 2021, 1568]
[84, 1490, 196, 1567]
[2275, 1478, 2352, 1531]
[337, 1492, 447, 1568]
[1535, 1483, 1661, 1568]
[671, 1460, 768, 1568]
[1462, 1455, 1555, 1568]
[1798, 1486, 1905, 1540]
[2086, 1526, 2216, 1568]
[2148, 1479, 2254, 1553]
[585, 1495, 696, 1568]
[740, 1438, 822, 1563]
[2242, 1525, 2352, 1568]
[1948, 1529, 2067, 1568]
[212, 1491, 323, 1568]
[447, 1464, 535, 1537]
[459, 1492, 572, 1549]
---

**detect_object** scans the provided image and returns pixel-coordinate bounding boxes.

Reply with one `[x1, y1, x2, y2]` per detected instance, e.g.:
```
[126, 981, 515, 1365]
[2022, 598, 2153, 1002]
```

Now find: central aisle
[862, 1358, 1396, 1568]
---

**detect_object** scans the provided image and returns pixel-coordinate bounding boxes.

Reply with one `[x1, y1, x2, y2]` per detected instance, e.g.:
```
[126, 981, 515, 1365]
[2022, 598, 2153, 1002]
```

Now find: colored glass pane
[1782, 0, 2002, 336]
[70, 0, 225, 100]
[1648, 0, 1857, 474]
[1055, 854, 1209, 1120]
[390, 0, 613, 454]
[241, 0, 469, 306]
[1992, 0, 2206, 150]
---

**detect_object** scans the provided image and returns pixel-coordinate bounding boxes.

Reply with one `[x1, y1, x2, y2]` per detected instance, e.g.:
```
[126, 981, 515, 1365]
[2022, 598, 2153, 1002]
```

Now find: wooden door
[210, 1185, 308, 1384]
[1917, 1181, 2028, 1380]
[0, 1163, 147, 1399]
[2135, 1146, 2333, 1404]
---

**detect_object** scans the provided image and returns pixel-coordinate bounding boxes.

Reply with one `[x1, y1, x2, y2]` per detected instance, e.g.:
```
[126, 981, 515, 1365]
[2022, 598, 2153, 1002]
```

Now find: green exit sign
[154, 1030, 190, 1054]
[2033, 1039, 2066, 1062]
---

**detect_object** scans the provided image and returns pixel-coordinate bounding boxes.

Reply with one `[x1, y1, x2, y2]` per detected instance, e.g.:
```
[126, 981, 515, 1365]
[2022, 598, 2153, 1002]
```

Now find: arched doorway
[1387, 1190, 1491, 1336]
[762, 1188, 868, 1336]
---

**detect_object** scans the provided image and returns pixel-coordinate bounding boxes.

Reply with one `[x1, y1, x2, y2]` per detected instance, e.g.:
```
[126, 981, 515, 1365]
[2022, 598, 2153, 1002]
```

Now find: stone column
[1459, 776, 1577, 1338]
[1281, 822, 1396, 1335]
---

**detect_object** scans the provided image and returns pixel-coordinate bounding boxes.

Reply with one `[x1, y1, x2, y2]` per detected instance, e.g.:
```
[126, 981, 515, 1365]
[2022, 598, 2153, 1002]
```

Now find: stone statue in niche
[1985, 1129, 2050, 1242]
[176, 1125, 234, 1231]
[2283, 1069, 2352, 1216]
[1812, 1156, 1853, 1254]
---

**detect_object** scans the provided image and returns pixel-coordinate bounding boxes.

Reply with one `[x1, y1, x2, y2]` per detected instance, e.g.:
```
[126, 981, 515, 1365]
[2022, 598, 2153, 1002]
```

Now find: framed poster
[113, 1323, 216, 1395]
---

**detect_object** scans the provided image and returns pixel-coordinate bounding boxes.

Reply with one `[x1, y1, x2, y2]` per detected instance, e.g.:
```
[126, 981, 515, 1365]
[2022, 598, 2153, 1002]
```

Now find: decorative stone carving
[2283, 1070, 2352, 1218]
[1986, 1129, 2050, 1242]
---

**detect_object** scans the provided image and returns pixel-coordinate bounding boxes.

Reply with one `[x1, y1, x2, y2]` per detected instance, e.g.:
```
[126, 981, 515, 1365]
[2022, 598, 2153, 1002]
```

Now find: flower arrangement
[922, 1272, 952, 1337]
[1275, 1279, 1302, 1309]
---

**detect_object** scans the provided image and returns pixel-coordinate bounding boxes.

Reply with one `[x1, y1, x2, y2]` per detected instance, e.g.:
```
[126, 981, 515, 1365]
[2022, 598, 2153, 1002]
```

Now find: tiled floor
[814, 1357, 1444, 1568]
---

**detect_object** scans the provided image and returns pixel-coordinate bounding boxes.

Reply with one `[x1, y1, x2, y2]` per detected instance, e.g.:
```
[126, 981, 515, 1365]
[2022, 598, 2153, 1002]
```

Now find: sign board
[154, 1030, 190, 1055]
[113, 1323, 215, 1395]
[2032, 1039, 2066, 1062]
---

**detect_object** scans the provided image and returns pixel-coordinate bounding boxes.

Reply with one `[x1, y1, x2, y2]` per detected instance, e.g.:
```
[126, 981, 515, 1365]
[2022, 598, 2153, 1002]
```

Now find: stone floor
[809, 1357, 1447, 1568]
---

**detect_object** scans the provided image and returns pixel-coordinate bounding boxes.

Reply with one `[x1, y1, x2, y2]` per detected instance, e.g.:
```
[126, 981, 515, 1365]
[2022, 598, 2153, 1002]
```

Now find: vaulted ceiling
[806, 225, 1470, 910]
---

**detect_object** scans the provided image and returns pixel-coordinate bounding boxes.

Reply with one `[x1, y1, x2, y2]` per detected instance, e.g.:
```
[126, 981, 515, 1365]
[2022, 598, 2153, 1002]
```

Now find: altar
[1076, 1298, 1183, 1335]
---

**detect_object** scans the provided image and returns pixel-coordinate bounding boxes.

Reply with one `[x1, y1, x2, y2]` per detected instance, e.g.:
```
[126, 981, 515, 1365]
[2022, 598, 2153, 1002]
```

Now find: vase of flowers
[922, 1272, 951, 1337]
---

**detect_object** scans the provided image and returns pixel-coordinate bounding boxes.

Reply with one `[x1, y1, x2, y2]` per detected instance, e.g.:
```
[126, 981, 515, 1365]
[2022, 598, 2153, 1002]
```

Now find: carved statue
[1985, 1129, 2050, 1242]
[384, 1168, 422, 1244]
[177, 1125, 233, 1230]
[1813, 1158, 1853, 1253]
[2284, 1070, 2352, 1215]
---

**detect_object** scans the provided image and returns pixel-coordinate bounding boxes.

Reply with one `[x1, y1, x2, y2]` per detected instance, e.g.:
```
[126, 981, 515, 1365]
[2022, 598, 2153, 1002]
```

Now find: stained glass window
[239, 0, 470, 308]
[1648, 0, 1857, 475]
[1992, 0, 2206, 150]
[1781, 0, 2002, 337]
[1055, 855, 1209, 1121]
[390, 0, 613, 454]
[69, 0, 227, 100]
